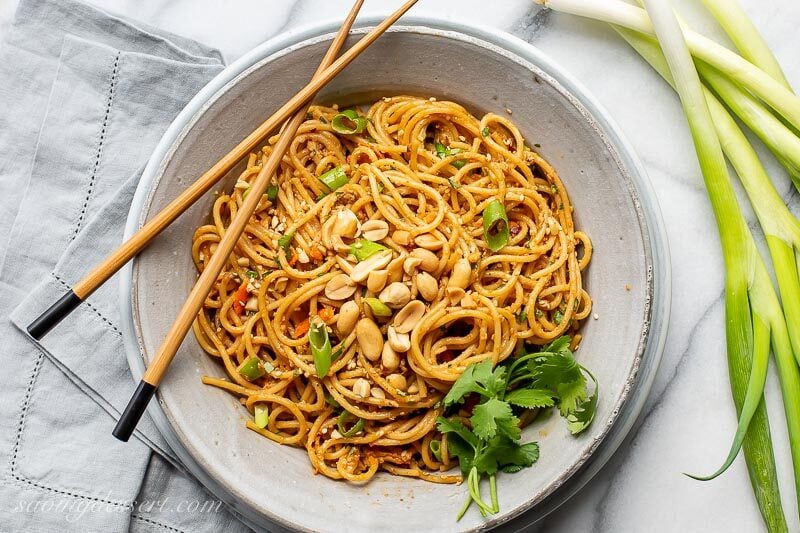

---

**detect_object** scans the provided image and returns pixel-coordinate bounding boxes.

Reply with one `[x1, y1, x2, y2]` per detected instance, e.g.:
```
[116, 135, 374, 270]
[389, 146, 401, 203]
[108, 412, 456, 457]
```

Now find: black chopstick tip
[113, 380, 157, 442]
[27, 289, 82, 340]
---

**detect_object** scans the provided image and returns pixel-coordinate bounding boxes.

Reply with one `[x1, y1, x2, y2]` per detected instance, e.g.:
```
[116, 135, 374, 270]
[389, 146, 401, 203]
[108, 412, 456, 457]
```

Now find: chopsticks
[26, 0, 419, 341]
[105, 1, 421, 442]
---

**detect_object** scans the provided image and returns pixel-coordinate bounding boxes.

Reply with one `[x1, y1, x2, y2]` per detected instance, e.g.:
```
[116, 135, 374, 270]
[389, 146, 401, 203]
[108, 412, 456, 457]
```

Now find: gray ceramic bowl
[120, 17, 669, 533]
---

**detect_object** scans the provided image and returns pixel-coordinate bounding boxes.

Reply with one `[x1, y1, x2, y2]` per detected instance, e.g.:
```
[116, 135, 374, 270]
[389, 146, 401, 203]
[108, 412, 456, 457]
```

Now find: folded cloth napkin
[0, 0, 250, 530]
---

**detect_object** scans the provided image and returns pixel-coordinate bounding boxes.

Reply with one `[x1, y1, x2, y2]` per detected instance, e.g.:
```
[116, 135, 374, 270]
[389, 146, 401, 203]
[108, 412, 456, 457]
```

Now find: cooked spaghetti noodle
[191, 96, 592, 484]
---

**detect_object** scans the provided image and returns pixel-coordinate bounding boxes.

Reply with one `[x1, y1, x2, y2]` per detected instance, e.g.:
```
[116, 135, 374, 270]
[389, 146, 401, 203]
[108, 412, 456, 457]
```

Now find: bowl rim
[119, 16, 671, 532]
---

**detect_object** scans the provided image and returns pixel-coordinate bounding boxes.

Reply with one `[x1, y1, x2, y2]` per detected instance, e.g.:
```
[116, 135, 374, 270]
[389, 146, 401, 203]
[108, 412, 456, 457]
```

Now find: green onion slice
[482, 199, 510, 252]
[363, 297, 392, 317]
[237, 356, 265, 381]
[278, 232, 293, 252]
[318, 166, 348, 191]
[350, 238, 388, 261]
[553, 309, 564, 325]
[435, 142, 467, 169]
[254, 404, 269, 429]
[429, 439, 443, 462]
[331, 109, 368, 134]
[245, 270, 260, 280]
[266, 185, 279, 202]
[324, 391, 340, 409]
[337, 411, 365, 437]
[309, 317, 332, 378]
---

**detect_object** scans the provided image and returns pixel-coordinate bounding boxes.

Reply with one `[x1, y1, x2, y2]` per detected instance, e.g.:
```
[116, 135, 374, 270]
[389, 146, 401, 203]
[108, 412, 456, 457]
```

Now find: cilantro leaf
[505, 388, 556, 409]
[470, 398, 516, 440]
[528, 351, 583, 392]
[436, 416, 479, 449]
[566, 369, 598, 435]
[473, 436, 539, 475]
[437, 417, 478, 476]
[443, 359, 506, 406]
[556, 378, 587, 417]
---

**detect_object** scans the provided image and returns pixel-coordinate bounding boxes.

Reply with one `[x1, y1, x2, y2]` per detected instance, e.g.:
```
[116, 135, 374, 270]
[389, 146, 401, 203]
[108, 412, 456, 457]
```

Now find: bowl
[120, 18, 669, 533]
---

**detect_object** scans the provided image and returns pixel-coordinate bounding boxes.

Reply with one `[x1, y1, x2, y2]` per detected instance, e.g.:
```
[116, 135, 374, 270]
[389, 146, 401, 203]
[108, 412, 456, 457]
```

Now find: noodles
[191, 96, 592, 484]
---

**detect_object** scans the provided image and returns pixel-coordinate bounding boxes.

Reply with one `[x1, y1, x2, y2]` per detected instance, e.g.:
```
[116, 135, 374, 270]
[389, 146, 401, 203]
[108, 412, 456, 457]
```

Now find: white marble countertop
[4, 0, 799, 531]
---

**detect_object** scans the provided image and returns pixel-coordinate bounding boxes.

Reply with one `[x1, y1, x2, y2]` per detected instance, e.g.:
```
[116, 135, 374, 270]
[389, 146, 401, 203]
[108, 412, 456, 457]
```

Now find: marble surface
[4, 0, 800, 531]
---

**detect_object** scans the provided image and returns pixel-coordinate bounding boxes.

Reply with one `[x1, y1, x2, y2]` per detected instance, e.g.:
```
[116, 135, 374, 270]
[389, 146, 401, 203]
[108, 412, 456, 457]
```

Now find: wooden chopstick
[112, 0, 419, 442]
[26, 0, 419, 341]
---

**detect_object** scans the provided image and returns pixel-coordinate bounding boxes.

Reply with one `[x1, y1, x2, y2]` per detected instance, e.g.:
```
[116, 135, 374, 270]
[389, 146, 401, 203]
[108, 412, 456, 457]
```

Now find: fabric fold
[0, 0, 249, 531]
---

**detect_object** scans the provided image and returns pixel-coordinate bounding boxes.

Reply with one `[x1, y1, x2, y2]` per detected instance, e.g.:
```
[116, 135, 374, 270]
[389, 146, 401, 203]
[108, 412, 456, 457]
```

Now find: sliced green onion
[309, 317, 332, 378]
[436, 142, 467, 169]
[318, 166, 348, 191]
[278, 232, 293, 252]
[482, 199, 509, 252]
[481, 127, 490, 137]
[516, 310, 527, 324]
[337, 411, 365, 437]
[266, 185, 278, 202]
[363, 297, 392, 317]
[254, 404, 269, 429]
[553, 310, 564, 325]
[331, 109, 368, 134]
[237, 356, 265, 381]
[350, 238, 388, 261]
[245, 270, 260, 280]
[429, 439, 443, 461]
[448, 178, 461, 190]
[324, 391, 340, 409]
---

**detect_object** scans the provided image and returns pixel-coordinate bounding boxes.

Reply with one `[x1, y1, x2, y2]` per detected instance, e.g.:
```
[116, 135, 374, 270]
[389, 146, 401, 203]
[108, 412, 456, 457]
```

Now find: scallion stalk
[627, 4, 800, 528]
[337, 411, 365, 437]
[698, 0, 791, 90]
[535, 0, 800, 131]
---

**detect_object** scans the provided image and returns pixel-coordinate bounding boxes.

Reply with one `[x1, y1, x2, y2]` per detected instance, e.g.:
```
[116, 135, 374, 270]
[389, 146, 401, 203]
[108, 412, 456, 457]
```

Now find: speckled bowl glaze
[120, 18, 669, 533]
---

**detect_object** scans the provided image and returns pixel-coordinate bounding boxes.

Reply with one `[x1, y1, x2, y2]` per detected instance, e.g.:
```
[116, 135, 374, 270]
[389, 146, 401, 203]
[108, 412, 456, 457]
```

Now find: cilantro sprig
[436, 336, 598, 520]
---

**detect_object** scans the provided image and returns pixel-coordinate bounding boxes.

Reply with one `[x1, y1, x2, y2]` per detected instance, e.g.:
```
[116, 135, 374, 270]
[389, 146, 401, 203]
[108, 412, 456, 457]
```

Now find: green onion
[318, 166, 348, 191]
[337, 411, 365, 437]
[331, 109, 368, 134]
[266, 185, 278, 201]
[429, 439, 443, 461]
[309, 317, 332, 378]
[624, 3, 800, 527]
[435, 142, 467, 169]
[237, 356, 265, 381]
[481, 127, 490, 137]
[698, 0, 791, 90]
[363, 297, 392, 317]
[536, 0, 800, 132]
[448, 178, 461, 190]
[350, 238, 388, 261]
[278, 232, 293, 253]
[245, 270, 260, 280]
[324, 391, 340, 409]
[553, 310, 563, 325]
[254, 404, 269, 429]
[482, 199, 510, 252]
[516, 310, 527, 324]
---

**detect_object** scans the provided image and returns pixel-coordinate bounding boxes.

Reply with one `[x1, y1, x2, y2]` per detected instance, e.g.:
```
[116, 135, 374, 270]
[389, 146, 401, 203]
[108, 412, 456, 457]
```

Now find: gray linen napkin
[0, 0, 250, 531]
